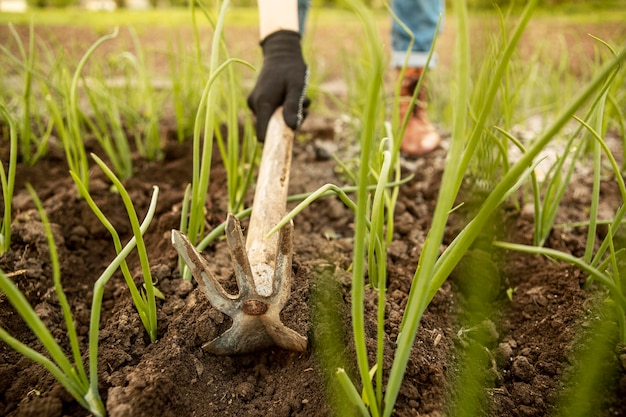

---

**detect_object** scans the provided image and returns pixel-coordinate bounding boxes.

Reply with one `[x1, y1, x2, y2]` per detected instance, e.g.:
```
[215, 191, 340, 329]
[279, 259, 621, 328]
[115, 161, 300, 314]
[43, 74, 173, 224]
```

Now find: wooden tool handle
[246, 108, 294, 295]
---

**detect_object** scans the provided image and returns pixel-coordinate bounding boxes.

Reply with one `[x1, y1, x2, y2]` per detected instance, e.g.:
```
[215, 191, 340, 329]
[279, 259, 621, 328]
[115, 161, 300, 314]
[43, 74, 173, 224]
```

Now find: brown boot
[397, 67, 441, 157]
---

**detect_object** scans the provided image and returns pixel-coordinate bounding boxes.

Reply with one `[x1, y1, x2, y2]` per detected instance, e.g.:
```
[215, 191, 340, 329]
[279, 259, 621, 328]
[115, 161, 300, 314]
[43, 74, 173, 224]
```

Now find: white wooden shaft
[246, 108, 293, 296]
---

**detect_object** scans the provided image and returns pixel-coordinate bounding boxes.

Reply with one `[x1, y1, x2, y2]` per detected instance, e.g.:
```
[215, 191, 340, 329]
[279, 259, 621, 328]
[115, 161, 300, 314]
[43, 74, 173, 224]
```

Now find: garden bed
[2, 117, 625, 416]
[1, 13, 626, 417]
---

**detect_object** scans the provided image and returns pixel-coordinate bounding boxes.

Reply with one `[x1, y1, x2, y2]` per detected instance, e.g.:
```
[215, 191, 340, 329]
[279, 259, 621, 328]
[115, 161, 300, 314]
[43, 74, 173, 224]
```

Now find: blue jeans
[297, 0, 310, 35]
[390, 0, 444, 68]
[297, 0, 443, 68]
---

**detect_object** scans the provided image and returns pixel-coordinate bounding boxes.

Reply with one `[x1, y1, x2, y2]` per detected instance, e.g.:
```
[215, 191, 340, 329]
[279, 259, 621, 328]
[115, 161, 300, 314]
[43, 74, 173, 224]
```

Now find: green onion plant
[397, 18, 626, 417]
[181, 0, 230, 262]
[0, 182, 158, 417]
[4, 25, 129, 185]
[0, 103, 18, 254]
[298, 0, 626, 415]
[340, 2, 399, 410]
[83, 76, 134, 180]
[0, 22, 54, 165]
[8, 22, 35, 164]
[125, 26, 163, 162]
[493, 42, 626, 344]
[529, 56, 619, 247]
[466, 7, 523, 193]
[551, 296, 621, 417]
[214, 66, 258, 214]
[178, 0, 255, 279]
[70, 153, 160, 342]
[444, 248, 502, 417]
[604, 65, 626, 170]
[310, 263, 358, 417]
[207, 7, 258, 215]
[70, 28, 120, 194]
[168, 34, 203, 143]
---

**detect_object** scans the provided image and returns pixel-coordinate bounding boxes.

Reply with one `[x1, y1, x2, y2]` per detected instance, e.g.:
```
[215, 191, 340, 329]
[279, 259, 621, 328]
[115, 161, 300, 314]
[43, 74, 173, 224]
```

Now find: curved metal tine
[271, 220, 294, 308]
[261, 314, 307, 352]
[225, 214, 256, 298]
[203, 315, 275, 355]
[171, 230, 238, 316]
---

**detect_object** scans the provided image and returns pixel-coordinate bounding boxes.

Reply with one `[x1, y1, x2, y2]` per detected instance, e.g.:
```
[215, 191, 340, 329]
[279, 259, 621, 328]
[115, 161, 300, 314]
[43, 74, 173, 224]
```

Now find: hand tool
[172, 108, 307, 354]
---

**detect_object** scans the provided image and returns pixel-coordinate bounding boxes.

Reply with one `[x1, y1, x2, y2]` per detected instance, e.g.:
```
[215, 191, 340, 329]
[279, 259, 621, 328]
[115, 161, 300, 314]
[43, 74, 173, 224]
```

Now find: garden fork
[171, 108, 307, 355]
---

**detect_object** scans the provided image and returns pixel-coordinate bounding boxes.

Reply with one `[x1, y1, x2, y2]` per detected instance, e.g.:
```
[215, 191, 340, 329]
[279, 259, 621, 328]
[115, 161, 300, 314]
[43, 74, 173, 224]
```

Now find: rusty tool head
[171, 108, 307, 355]
[171, 215, 306, 355]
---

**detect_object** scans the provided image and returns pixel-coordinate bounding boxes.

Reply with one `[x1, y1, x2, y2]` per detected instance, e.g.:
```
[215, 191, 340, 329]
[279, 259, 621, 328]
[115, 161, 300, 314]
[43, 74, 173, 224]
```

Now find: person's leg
[391, 0, 444, 157]
[391, 0, 443, 68]
[297, 0, 310, 35]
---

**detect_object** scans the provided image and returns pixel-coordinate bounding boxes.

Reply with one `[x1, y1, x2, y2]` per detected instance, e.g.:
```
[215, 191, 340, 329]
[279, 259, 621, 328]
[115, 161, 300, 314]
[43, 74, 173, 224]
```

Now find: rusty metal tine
[225, 214, 255, 299]
[204, 315, 275, 355]
[261, 314, 307, 352]
[171, 230, 238, 316]
[271, 220, 294, 308]
[262, 219, 307, 352]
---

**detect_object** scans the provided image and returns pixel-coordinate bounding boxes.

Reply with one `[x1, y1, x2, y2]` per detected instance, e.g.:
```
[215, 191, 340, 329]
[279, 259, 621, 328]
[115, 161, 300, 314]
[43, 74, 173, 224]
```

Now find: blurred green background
[0, 0, 624, 13]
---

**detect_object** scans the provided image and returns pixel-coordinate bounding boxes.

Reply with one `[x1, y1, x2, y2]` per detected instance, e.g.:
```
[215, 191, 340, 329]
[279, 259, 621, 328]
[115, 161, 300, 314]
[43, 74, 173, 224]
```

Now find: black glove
[247, 30, 310, 142]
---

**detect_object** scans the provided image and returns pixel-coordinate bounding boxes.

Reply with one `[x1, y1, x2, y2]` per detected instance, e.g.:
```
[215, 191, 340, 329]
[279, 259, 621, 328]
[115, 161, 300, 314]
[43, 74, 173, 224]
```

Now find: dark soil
[1, 16, 626, 417]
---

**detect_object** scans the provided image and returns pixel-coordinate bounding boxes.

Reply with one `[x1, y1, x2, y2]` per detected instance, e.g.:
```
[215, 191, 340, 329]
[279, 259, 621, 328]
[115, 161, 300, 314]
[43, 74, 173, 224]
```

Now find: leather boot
[397, 67, 441, 157]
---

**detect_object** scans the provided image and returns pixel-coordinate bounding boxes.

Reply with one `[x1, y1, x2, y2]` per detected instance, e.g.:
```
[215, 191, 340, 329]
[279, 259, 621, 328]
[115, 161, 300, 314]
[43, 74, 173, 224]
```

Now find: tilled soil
[1, 118, 625, 416]
[1, 15, 626, 417]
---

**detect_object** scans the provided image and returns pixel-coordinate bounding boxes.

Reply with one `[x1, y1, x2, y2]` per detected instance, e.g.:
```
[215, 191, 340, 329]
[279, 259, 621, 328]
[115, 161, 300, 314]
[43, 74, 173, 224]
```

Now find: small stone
[107, 370, 126, 387]
[72, 224, 89, 237]
[313, 139, 338, 160]
[151, 264, 171, 282]
[496, 342, 514, 367]
[388, 240, 409, 261]
[275, 403, 291, 417]
[521, 203, 535, 220]
[174, 279, 194, 297]
[235, 381, 255, 400]
[394, 211, 415, 235]
[512, 356, 534, 382]
[17, 394, 63, 417]
[408, 399, 420, 409]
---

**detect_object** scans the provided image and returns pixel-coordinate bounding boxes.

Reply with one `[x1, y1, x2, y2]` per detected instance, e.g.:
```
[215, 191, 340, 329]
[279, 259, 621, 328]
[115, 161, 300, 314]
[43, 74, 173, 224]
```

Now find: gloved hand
[247, 30, 310, 142]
